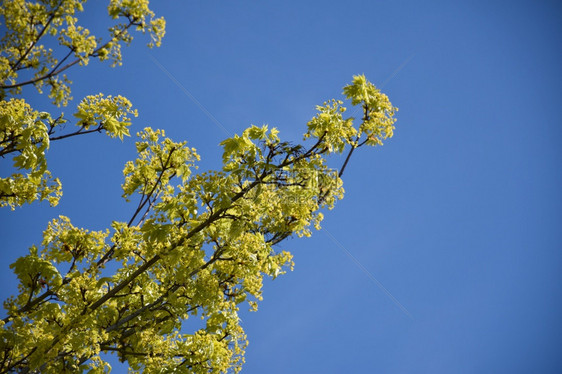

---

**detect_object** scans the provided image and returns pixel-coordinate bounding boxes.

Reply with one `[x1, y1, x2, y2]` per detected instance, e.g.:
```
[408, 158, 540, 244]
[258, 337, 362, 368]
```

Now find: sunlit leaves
[41, 215, 110, 266]
[343, 74, 398, 146]
[0, 0, 166, 105]
[10, 247, 63, 294]
[0, 98, 62, 208]
[74, 94, 137, 139]
[108, 0, 166, 48]
[0, 95, 138, 208]
[122, 127, 200, 200]
[305, 99, 355, 153]
[0, 0, 165, 209]
[1, 74, 397, 373]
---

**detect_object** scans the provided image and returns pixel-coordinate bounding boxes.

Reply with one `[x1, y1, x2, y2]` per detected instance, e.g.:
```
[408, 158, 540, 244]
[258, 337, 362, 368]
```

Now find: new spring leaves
[0, 95, 137, 208]
[0, 0, 164, 106]
[1, 72, 397, 373]
[0, 3, 397, 373]
[0, 0, 163, 209]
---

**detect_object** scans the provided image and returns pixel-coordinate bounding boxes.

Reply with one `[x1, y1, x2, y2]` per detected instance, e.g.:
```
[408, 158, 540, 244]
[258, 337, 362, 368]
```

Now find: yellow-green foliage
[0, 94, 137, 209]
[0, 0, 165, 105]
[1, 76, 397, 373]
[0, 2, 397, 373]
[0, 0, 163, 208]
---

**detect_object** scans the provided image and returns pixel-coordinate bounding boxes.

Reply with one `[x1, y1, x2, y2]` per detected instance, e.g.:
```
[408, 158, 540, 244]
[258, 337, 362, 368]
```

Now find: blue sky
[2, 0, 562, 372]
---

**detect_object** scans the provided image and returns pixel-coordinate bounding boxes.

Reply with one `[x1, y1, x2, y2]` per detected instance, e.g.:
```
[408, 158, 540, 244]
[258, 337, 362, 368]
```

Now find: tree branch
[338, 145, 356, 178]
[1, 18, 137, 90]
[9, 1, 64, 73]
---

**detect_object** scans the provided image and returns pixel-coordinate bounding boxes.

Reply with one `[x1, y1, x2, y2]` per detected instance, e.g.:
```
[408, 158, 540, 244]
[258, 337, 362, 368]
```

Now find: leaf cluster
[0, 0, 162, 209]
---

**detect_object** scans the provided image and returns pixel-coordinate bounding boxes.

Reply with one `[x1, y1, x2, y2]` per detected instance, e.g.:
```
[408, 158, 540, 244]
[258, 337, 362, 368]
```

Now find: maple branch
[1, 18, 137, 90]
[9, 1, 64, 73]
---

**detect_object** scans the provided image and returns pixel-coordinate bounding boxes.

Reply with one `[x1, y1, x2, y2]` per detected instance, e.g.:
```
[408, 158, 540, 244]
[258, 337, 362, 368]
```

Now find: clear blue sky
[1, 1, 561, 372]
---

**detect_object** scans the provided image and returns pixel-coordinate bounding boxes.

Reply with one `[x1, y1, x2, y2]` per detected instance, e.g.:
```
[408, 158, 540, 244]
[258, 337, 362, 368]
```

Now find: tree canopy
[0, 1, 397, 373]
